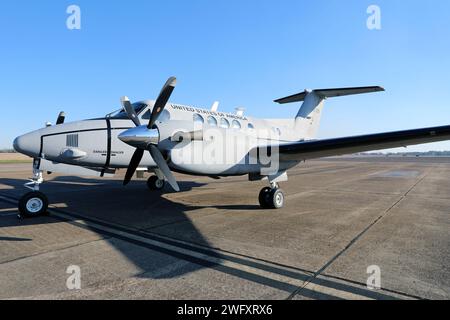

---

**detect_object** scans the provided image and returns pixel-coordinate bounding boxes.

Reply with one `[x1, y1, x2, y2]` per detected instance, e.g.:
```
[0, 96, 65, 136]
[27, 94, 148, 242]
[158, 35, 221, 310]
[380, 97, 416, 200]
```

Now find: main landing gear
[18, 161, 49, 218]
[258, 183, 285, 209]
[146, 175, 165, 190]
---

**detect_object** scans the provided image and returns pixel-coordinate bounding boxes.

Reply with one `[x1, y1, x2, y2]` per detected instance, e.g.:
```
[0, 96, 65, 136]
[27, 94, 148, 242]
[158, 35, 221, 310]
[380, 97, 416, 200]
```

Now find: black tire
[258, 187, 272, 208]
[18, 191, 49, 218]
[269, 188, 285, 209]
[147, 176, 165, 190]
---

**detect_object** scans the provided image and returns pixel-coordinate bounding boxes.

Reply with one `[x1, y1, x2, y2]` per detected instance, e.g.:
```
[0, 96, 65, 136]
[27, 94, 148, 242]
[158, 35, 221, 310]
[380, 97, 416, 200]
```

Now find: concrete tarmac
[0, 158, 449, 300]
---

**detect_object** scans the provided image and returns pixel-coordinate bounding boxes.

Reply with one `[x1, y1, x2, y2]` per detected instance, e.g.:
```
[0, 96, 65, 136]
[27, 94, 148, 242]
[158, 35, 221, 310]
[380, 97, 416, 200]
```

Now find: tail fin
[274, 86, 384, 139]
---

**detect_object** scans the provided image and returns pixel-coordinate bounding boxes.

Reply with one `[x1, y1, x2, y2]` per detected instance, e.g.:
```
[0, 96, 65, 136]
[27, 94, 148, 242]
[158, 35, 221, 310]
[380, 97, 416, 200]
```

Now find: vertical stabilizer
[274, 86, 384, 140]
[295, 91, 324, 139]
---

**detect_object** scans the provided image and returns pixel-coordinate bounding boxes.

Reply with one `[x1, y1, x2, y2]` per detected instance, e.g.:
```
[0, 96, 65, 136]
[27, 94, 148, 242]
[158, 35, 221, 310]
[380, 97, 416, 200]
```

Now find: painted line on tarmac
[0, 193, 415, 300]
[0, 194, 327, 299]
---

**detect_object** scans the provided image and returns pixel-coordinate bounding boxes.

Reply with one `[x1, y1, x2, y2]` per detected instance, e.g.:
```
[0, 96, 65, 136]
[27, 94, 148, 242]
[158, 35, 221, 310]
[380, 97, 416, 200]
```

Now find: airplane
[13, 77, 450, 218]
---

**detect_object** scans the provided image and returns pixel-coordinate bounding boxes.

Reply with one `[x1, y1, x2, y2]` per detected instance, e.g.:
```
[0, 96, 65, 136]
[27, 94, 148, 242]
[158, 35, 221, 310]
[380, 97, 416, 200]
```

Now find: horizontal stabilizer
[274, 86, 384, 104]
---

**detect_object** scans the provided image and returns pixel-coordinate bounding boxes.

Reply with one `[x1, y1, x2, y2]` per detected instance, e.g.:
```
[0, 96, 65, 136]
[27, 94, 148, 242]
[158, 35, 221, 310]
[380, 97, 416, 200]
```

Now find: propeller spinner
[118, 77, 180, 191]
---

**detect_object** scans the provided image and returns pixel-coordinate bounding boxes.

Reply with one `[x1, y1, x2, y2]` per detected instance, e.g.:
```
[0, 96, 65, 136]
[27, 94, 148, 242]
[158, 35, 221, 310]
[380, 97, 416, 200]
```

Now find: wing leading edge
[264, 125, 450, 161]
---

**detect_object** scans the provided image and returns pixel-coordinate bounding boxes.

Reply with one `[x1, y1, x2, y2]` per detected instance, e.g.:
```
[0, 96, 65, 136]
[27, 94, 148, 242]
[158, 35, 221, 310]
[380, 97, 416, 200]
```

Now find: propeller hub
[119, 76, 179, 191]
[118, 126, 159, 149]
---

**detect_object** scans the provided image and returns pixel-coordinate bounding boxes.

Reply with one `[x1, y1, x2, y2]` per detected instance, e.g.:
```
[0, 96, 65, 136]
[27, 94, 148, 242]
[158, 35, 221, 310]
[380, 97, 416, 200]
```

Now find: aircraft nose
[13, 132, 41, 158]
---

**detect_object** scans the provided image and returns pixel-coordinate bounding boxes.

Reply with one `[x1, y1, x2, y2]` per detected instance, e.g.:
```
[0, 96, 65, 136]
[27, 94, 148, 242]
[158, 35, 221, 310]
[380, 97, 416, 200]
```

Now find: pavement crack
[0, 237, 110, 266]
[287, 172, 429, 300]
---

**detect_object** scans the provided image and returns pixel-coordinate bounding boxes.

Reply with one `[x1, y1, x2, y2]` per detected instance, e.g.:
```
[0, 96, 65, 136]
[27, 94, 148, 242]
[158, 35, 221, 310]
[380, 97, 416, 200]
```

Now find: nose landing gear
[258, 183, 285, 209]
[18, 160, 49, 218]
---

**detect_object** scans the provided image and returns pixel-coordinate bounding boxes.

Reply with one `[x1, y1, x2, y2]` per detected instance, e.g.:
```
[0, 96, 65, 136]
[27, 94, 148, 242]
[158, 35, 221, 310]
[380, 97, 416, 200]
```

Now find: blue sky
[1, 0, 449, 151]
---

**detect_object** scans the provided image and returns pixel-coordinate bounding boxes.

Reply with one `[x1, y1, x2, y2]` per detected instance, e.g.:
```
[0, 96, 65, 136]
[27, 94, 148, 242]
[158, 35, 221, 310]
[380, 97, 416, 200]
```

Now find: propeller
[149, 145, 180, 191]
[148, 76, 176, 128]
[121, 96, 141, 127]
[119, 77, 180, 192]
[123, 148, 144, 186]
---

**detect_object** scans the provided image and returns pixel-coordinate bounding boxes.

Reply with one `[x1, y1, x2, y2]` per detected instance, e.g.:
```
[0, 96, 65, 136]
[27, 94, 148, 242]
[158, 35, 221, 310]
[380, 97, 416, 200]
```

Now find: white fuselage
[14, 101, 304, 176]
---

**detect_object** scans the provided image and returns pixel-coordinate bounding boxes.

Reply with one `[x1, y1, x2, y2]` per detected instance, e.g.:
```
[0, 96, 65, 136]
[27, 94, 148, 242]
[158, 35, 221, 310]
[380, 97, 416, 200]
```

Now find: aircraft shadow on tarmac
[0, 176, 255, 267]
[0, 176, 404, 300]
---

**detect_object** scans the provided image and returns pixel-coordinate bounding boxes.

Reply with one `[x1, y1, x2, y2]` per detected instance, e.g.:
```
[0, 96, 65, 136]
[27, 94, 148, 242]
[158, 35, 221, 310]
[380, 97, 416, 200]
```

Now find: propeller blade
[123, 148, 144, 186]
[148, 145, 180, 191]
[56, 111, 66, 125]
[148, 77, 176, 129]
[121, 96, 141, 127]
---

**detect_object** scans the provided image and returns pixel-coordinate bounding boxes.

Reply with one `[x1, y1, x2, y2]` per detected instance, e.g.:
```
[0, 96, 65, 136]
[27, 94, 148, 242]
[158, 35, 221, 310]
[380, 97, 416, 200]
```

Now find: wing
[265, 125, 450, 161]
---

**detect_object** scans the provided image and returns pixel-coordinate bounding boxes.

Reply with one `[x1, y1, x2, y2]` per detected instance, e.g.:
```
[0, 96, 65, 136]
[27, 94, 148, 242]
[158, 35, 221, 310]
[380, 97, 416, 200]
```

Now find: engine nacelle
[169, 127, 260, 175]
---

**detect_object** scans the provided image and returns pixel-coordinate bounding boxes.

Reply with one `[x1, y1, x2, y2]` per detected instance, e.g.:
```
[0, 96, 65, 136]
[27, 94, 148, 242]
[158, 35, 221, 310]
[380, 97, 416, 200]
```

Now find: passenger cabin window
[220, 118, 230, 129]
[193, 113, 204, 124]
[207, 116, 218, 127]
[231, 120, 241, 129]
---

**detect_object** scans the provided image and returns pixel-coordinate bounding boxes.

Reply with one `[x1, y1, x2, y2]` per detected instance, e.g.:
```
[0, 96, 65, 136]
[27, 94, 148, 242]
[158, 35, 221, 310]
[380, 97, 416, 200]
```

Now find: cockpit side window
[141, 109, 170, 122]
[141, 110, 150, 120]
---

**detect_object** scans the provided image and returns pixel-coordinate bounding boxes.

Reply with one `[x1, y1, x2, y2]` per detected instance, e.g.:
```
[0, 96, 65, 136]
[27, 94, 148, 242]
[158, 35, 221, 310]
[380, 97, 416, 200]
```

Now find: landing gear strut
[258, 183, 285, 209]
[147, 175, 165, 190]
[18, 160, 49, 218]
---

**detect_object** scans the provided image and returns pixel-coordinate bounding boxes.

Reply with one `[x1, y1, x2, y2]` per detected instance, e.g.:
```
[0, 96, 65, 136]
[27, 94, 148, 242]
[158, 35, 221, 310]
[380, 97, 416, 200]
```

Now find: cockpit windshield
[106, 102, 148, 119]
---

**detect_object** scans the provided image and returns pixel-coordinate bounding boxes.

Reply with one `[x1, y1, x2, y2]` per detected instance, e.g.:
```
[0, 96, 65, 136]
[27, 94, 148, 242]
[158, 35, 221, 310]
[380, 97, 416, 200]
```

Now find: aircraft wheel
[18, 191, 49, 218]
[147, 176, 165, 190]
[269, 188, 285, 209]
[258, 187, 272, 208]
